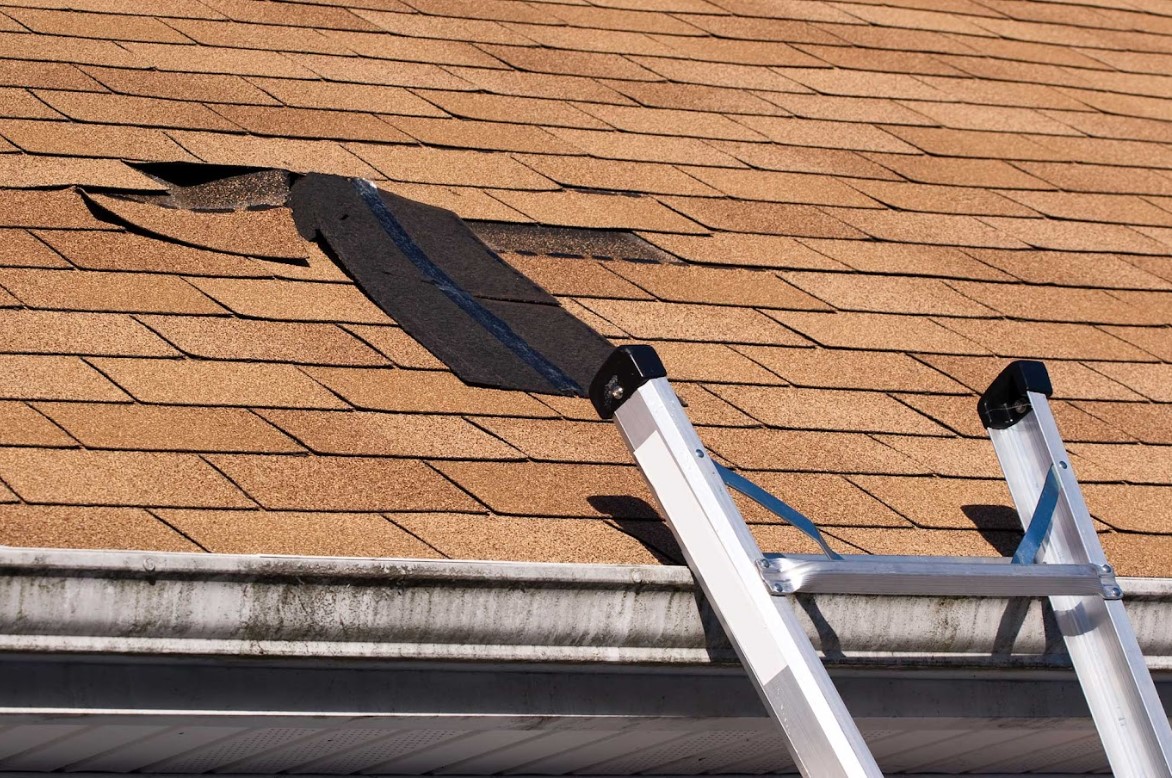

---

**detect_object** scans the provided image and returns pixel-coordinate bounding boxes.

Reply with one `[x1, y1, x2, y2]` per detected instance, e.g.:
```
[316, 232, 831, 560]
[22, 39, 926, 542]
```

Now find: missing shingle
[123, 163, 292, 211]
[470, 221, 678, 263]
[80, 161, 616, 396]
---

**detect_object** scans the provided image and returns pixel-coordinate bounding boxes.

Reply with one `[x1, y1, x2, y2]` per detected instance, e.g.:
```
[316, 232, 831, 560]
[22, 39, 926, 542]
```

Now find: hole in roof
[470, 222, 678, 263]
[80, 162, 616, 396]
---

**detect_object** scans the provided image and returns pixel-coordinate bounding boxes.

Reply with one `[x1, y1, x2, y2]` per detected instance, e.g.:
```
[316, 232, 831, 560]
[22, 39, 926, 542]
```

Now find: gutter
[3, 547, 1171, 670]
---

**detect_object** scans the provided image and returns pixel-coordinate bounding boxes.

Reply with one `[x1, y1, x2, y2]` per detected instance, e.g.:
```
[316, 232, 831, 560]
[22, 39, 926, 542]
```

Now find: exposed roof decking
[0, 0, 1168, 573]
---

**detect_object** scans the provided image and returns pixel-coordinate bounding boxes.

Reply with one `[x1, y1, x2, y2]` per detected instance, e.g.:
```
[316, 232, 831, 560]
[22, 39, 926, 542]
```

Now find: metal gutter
[2, 547, 1171, 670]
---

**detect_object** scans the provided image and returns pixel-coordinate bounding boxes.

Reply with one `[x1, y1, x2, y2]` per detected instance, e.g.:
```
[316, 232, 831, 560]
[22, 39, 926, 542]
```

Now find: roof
[0, 0, 1169, 575]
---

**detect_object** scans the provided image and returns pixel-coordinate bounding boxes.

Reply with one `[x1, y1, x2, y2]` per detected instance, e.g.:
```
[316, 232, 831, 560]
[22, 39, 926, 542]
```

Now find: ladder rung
[759, 555, 1119, 599]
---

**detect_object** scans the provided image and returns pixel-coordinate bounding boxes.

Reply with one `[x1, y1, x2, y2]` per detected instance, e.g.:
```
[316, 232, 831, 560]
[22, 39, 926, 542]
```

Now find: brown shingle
[446, 66, 632, 103]
[1013, 161, 1172, 196]
[90, 358, 348, 409]
[1001, 191, 1172, 227]
[731, 115, 919, 153]
[287, 52, 474, 91]
[851, 475, 1019, 530]
[138, 316, 388, 366]
[711, 385, 947, 435]
[0, 505, 199, 552]
[392, 512, 670, 565]
[86, 196, 308, 260]
[0, 60, 104, 92]
[660, 199, 863, 238]
[0, 86, 63, 120]
[209, 104, 409, 143]
[34, 90, 240, 131]
[186, 278, 390, 324]
[0, 269, 224, 315]
[0, 355, 129, 401]
[164, 18, 353, 54]
[120, 41, 317, 77]
[947, 281, 1164, 326]
[491, 189, 705, 232]
[844, 179, 1037, 218]
[1084, 362, 1172, 402]
[0, 310, 176, 357]
[82, 66, 281, 105]
[208, 454, 479, 511]
[344, 325, 446, 370]
[610, 263, 830, 309]
[349, 144, 553, 189]
[682, 168, 881, 207]
[1068, 443, 1172, 485]
[480, 44, 661, 81]
[864, 154, 1053, 189]
[0, 401, 75, 447]
[0, 447, 252, 507]
[470, 417, 629, 464]
[761, 92, 939, 125]
[306, 367, 556, 416]
[37, 402, 302, 453]
[876, 434, 1004, 478]
[576, 104, 767, 141]
[0, 230, 69, 269]
[0, 118, 196, 161]
[0, 156, 162, 191]
[386, 117, 577, 155]
[258, 409, 521, 458]
[1100, 533, 1172, 577]
[160, 509, 443, 557]
[520, 154, 720, 196]
[640, 232, 845, 270]
[321, 30, 502, 68]
[545, 127, 740, 166]
[5, 8, 189, 42]
[702, 427, 927, 473]
[784, 272, 995, 317]
[354, 9, 532, 45]
[677, 383, 757, 426]
[34, 230, 257, 276]
[713, 141, 901, 179]
[631, 341, 780, 384]
[500, 256, 650, 299]
[828, 209, 1026, 249]
[605, 80, 784, 115]
[1074, 402, 1172, 446]
[417, 90, 607, 128]
[434, 461, 658, 517]
[1083, 484, 1172, 534]
[963, 249, 1171, 290]
[739, 346, 967, 393]
[733, 471, 909, 527]
[171, 131, 381, 178]
[768, 310, 984, 354]
[634, 57, 807, 92]
[0, 189, 118, 231]
[1099, 325, 1172, 361]
[579, 299, 807, 345]
[936, 319, 1151, 361]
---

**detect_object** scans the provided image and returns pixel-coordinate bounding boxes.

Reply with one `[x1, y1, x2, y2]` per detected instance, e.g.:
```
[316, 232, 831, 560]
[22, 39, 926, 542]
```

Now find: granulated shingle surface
[0, 0, 1168, 575]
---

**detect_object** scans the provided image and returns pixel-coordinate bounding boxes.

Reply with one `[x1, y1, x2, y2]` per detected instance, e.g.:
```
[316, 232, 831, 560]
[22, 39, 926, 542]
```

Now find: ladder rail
[987, 385, 1172, 777]
[594, 348, 882, 778]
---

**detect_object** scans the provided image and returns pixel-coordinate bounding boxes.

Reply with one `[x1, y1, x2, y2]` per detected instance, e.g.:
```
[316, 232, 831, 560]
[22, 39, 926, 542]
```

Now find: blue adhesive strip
[354, 179, 581, 395]
[1012, 465, 1061, 565]
[715, 463, 843, 561]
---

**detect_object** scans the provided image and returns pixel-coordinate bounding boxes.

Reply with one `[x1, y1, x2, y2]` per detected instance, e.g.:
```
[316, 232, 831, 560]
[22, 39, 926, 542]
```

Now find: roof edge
[2, 547, 1170, 669]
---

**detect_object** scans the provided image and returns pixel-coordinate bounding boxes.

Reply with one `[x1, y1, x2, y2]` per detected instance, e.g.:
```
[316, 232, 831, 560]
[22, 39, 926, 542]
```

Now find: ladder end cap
[589, 345, 667, 419]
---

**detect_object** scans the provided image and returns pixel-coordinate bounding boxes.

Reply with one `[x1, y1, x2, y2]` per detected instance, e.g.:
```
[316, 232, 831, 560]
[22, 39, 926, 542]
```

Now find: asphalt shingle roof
[0, 0, 1169, 573]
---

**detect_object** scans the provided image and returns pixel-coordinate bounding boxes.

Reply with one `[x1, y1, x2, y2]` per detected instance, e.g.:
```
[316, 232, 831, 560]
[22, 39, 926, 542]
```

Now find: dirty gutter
[2, 547, 1170, 670]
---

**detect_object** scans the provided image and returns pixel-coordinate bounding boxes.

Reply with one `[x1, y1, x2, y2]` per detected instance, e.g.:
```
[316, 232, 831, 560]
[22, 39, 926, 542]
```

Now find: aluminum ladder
[589, 344, 1172, 778]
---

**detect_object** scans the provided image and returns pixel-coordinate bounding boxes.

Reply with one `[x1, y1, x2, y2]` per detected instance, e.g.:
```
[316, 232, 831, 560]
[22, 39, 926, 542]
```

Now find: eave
[0, 547, 1169, 774]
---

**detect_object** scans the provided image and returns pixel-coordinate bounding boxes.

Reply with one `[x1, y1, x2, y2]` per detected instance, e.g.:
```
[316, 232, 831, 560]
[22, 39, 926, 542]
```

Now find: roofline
[2, 547, 1170, 670]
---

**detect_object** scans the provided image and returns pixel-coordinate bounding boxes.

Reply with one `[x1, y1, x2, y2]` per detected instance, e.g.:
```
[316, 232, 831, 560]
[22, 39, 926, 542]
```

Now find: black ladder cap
[977, 360, 1052, 430]
[590, 345, 667, 419]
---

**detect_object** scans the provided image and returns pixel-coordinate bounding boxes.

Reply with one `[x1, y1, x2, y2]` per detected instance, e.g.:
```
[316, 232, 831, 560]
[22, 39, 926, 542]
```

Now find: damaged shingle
[469, 221, 679, 263]
[79, 163, 615, 396]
